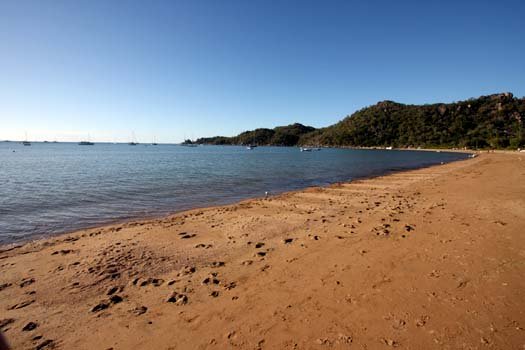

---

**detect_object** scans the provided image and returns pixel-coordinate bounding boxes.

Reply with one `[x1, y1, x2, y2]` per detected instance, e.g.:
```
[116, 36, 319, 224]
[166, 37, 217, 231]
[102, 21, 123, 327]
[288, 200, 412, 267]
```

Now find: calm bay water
[0, 142, 469, 244]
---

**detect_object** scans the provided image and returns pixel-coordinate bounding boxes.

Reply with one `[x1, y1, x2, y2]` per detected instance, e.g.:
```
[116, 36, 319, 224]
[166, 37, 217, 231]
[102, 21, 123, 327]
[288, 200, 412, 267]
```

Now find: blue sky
[1, 0, 524, 143]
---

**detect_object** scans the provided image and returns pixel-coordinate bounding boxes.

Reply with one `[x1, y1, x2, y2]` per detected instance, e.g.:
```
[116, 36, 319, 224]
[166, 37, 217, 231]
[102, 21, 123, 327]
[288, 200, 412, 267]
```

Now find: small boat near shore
[300, 146, 321, 152]
[246, 145, 257, 150]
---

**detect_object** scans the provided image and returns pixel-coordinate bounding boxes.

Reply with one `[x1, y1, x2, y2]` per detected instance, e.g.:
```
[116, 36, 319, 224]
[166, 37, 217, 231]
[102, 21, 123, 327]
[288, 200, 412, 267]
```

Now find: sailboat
[152, 136, 158, 146]
[22, 132, 31, 146]
[129, 132, 138, 146]
[79, 134, 94, 145]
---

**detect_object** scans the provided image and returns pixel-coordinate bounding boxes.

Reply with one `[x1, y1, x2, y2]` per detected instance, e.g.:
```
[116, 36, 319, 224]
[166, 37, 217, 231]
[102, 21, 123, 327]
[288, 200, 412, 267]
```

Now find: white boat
[386, 146, 393, 150]
[300, 147, 312, 152]
[79, 134, 94, 145]
[129, 132, 139, 145]
[22, 132, 31, 146]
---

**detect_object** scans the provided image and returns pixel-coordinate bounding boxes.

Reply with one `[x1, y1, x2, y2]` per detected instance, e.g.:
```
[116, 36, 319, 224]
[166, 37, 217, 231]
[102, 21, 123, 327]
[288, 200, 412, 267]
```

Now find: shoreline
[1, 149, 472, 248]
[1, 152, 524, 349]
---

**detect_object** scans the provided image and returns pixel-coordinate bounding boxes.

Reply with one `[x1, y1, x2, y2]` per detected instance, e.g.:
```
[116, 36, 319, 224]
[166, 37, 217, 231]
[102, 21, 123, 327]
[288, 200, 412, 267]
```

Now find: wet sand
[1, 152, 524, 349]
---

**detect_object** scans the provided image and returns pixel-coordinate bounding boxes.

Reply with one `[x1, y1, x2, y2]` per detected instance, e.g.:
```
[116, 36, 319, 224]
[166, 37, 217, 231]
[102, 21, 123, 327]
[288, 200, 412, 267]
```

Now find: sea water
[0, 142, 468, 243]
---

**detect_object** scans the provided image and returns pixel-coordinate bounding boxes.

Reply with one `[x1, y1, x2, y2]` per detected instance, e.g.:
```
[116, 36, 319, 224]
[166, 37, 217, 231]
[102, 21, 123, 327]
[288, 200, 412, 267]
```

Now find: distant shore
[1, 152, 524, 349]
[5, 139, 522, 153]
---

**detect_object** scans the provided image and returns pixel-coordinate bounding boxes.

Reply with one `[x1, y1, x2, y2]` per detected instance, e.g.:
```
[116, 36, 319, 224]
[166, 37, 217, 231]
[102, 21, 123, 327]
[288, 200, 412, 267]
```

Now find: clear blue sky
[1, 0, 524, 142]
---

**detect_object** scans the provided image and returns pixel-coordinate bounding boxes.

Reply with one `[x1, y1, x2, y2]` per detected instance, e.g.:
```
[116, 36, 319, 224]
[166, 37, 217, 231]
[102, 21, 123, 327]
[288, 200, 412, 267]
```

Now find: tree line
[192, 93, 524, 149]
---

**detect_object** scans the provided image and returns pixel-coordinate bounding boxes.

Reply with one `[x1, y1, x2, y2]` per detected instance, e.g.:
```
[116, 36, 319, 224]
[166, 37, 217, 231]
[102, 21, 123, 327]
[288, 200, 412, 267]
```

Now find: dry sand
[1, 153, 524, 349]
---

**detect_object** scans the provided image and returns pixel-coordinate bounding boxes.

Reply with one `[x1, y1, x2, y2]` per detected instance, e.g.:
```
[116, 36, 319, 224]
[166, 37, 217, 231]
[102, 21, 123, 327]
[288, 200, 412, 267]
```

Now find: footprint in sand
[195, 243, 213, 249]
[381, 338, 399, 347]
[166, 292, 188, 305]
[224, 282, 236, 290]
[51, 249, 74, 255]
[179, 232, 196, 239]
[107, 286, 125, 295]
[91, 301, 109, 312]
[456, 278, 470, 289]
[391, 318, 406, 330]
[0, 318, 15, 332]
[177, 266, 196, 277]
[22, 322, 38, 331]
[415, 315, 429, 327]
[0, 283, 12, 291]
[8, 299, 35, 310]
[109, 295, 123, 304]
[202, 275, 220, 285]
[429, 270, 440, 278]
[91, 295, 123, 312]
[130, 306, 148, 316]
[132, 278, 164, 287]
[35, 339, 55, 350]
[19, 277, 35, 288]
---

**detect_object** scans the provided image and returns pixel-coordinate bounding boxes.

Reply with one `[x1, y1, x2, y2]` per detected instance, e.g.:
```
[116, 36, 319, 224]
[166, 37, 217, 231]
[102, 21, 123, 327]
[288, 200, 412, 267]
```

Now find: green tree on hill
[194, 93, 525, 149]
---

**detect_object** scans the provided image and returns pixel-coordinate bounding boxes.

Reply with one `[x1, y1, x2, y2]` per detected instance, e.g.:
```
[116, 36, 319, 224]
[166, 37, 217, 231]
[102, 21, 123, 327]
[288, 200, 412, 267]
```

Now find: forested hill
[194, 93, 524, 149]
[194, 123, 315, 146]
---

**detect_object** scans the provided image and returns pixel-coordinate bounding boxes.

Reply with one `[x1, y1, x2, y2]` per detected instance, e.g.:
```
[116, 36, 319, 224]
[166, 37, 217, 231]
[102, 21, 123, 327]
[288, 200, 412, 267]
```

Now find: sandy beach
[1, 152, 524, 349]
